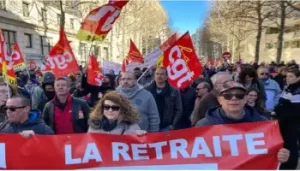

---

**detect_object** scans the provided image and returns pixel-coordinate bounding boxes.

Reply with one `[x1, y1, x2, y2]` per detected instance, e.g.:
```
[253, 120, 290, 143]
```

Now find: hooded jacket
[116, 84, 160, 132]
[31, 72, 55, 111]
[262, 78, 281, 111]
[195, 105, 267, 127]
[0, 110, 54, 134]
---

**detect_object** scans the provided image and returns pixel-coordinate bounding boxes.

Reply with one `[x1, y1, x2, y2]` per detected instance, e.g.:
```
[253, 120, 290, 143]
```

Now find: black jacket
[145, 81, 182, 129]
[179, 86, 196, 128]
[43, 96, 90, 133]
[0, 110, 54, 134]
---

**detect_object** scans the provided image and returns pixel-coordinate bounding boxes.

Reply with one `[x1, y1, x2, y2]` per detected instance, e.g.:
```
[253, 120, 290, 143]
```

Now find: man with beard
[116, 72, 160, 132]
[32, 72, 56, 113]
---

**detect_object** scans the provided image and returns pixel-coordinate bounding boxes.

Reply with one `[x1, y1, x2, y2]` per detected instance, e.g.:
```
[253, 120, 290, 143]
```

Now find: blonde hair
[90, 91, 139, 123]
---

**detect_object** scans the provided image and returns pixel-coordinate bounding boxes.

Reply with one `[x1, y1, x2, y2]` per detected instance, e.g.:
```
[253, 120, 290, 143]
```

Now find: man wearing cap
[195, 81, 290, 164]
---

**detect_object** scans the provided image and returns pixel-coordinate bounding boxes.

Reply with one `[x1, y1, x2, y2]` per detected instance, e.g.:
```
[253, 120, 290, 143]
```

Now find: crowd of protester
[0, 59, 298, 169]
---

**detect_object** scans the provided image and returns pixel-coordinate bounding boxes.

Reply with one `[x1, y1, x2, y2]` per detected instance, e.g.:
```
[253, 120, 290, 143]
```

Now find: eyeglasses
[196, 88, 206, 91]
[5, 106, 26, 112]
[221, 93, 246, 100]
[103, 105, 120, 111]
[260, 73, 269, 76]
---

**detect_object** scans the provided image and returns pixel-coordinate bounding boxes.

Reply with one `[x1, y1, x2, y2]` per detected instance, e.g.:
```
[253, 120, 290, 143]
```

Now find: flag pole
[137, 65, 153, 83]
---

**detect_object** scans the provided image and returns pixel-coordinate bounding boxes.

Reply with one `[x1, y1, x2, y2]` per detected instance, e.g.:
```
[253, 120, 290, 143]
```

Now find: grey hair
[210, 72, 231, 86]
[10, 95, 31, 106]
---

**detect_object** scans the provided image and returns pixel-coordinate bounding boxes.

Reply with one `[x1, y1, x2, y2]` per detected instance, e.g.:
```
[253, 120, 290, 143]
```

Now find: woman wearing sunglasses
[88, 91, 146, 135]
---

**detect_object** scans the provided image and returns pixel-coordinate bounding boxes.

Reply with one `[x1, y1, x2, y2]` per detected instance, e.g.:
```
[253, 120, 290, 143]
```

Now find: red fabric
[54, 95, 75, 134]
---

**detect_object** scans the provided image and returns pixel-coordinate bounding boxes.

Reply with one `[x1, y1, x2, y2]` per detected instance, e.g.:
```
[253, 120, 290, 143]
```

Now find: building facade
[0, 0, 169, 67]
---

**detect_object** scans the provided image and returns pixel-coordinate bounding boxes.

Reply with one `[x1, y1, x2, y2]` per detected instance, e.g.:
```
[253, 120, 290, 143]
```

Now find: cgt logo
[166, 46, 194, 88]
[46, 51, 73, 70]
[88, 5, 121, 33]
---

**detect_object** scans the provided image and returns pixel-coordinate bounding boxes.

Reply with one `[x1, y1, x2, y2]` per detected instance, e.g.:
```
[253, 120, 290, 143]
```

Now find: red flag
[126, 39, 144, 63]
[87, 55, 104, 86]
[29, 59, 37, 70]
[160, 33, 179, 52]
[42, 27, 79, 77]
[76, 0, 129, 42]
[11, 43, 26, 70]
[121, 58, 128, 72]
[163, 32, 202, 90]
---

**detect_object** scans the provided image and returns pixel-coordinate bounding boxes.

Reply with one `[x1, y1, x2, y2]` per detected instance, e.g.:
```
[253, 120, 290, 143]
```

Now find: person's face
[103, 76, 110, 84]
[286, 72, 300, 85]
[54, 80, 70, 96]
[245, 75, 254, 83]
[214, 74, 232, 91]
[44, 84, 54, 92]
[120, 73, 136, 88]
[154, 68, 168, 83]
[258, 68, 269, 80]
[0, 85, 9, 103]
[6, 98, 29, 123]
[134, 70, 142, 78]
[103, 100, 120, 121]
[247, 91, 258, 104]
[109, 70, 114, 75]
[196, 83, 209, 97]
[218, 89, 247, 118]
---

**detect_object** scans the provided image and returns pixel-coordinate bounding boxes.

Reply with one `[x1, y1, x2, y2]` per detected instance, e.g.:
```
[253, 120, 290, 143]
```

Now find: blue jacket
[0, 110, 54, 134]
[262, 78, 281, 111]
[195, 105, 267, 127]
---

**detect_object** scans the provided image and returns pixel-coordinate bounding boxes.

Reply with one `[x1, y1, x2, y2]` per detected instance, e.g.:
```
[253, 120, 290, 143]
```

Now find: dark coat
[145, 81, 182, 129]
[195, 105, 267, 127]
[43, 96, 90, 133]
[275, 81, 300, 170]
[191, 90, 219, 126]
[0, 110, 54, 134]
[179, 86, 196, 128]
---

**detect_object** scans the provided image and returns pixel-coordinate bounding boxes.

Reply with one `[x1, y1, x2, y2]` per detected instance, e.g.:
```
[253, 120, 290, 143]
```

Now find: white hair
[210, 72, 231, 86]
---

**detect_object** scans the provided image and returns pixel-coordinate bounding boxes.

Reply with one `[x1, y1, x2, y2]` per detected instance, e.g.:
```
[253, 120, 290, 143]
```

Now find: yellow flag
[156, 54, 164, 67]
[2, 60, 17, 87]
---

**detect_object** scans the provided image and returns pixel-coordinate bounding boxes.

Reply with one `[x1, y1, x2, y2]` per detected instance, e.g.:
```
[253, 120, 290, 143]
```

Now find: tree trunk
[276, 1, 286, 64]
[59, 0, 65, 30]
[254, 1, 262, 63]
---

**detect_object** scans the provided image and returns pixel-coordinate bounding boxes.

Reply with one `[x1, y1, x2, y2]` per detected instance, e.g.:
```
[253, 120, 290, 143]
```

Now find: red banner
[76, 0, 128, 42]
[163, 32, 202, 90]
[42, 28, 79, 77]
[11, 43, 26, 71]
[126, 39, 144, 63]
[0, 121, 282, 169]
[87, 55, 104, 86]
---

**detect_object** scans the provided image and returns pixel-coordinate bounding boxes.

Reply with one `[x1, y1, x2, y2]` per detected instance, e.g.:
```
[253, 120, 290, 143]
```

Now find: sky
[160, 1, 211, 35]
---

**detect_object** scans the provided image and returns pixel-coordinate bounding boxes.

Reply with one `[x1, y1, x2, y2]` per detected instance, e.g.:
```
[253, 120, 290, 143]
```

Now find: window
[266, 27, 279, 34]
[79, 43, 88, 62]
[0, 0, 5, 10]
[22, 2, 29, 17]
[284, 41, 290, 48]
[265, 43, 273, 49]
[24, 33, 32, 48]
[41, 8, 47, 22]
[57, 14, 61, 25]
[2, 30, 16, 54]
[103, 47, 109, 60]
[92, 45, 100, 57]
[70, 18, 74, 29]
[40, 36, 52, 55]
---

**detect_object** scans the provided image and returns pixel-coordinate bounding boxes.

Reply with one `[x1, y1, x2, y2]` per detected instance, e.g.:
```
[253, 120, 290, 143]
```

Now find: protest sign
[0, 121, 282, 169]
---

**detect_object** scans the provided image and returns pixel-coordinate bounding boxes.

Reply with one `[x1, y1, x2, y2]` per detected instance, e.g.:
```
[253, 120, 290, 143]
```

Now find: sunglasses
[5, 106, 26, 112]
[221, 93, 246, 100]
[103, 105, 120, 111]
[260, 73, 269, 76]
